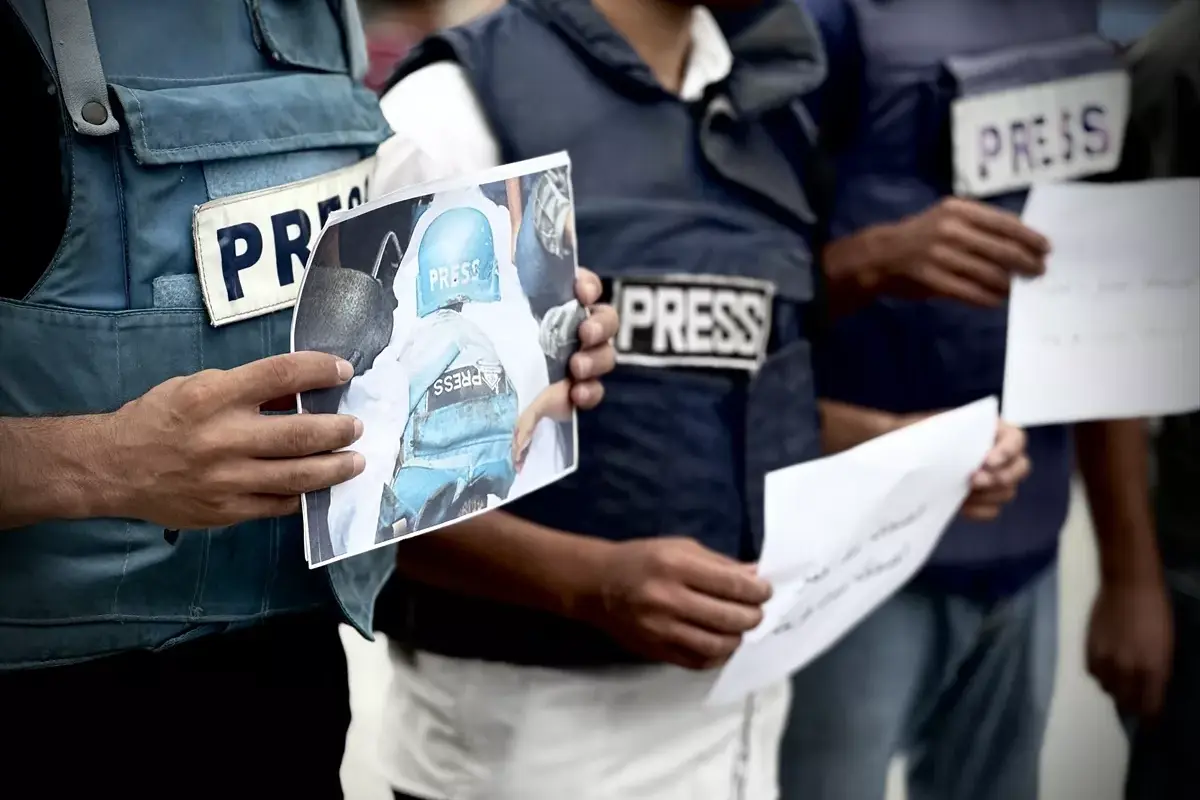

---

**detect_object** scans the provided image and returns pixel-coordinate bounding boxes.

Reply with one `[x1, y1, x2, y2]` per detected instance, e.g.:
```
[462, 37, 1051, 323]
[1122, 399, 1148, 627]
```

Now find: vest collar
[516, 0, 825, 115]
[516, 0, 681, 98]
[718, 1, 827, 116]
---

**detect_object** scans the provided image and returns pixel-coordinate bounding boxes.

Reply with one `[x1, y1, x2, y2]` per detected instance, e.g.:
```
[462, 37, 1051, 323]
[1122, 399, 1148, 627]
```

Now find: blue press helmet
[416, 207, 501, 317]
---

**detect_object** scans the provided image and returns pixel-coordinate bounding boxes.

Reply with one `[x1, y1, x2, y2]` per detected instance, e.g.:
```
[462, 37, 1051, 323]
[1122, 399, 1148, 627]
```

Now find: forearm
[818, 399, 899, 454]
[0, 415, 120, 529]
[1076, 419, 1161, 583]
[531, 379, 573, 423]
[392, 510, 611, 621]
[822, 224, 903, 317]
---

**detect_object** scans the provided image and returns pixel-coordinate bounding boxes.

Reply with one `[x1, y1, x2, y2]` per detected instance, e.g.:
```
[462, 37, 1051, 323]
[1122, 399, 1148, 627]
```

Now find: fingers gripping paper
[707, 398, 999, 706]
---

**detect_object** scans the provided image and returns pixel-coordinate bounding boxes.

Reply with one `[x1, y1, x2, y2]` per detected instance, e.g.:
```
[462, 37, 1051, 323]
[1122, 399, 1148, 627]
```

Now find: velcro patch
[193, 158, 374, 327]
[609, 273, 775, 372]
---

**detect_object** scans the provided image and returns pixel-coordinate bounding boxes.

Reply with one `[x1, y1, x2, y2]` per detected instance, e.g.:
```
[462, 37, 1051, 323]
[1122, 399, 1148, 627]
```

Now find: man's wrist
[823, 222, 908, 305]
[1097, 528, 1164, 587]
[0, 413, 126, 527]
[57, 413, 128, 520]
[559, 536, 619, 626]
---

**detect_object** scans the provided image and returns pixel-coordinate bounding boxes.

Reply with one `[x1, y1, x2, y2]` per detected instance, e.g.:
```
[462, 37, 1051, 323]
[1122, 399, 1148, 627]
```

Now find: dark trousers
[0, 613, 350, 799]
[1127, 580, 1200, 800]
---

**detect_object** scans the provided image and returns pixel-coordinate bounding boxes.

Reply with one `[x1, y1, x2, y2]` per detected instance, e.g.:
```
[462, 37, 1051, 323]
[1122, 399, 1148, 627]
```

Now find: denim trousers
[779, 565, 1059, 800]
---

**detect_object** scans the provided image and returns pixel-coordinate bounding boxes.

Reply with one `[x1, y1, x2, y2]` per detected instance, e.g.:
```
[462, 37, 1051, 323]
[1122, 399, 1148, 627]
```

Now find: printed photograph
[293, 154, 583, 567]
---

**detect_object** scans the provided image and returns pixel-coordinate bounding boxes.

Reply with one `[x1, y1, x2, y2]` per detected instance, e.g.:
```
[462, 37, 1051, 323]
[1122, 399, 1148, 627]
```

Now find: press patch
[427, 362, 507, 412]
[193, 158, 375, 327]
[952, 71, 1129, 198]
[610, 274, 774, 372]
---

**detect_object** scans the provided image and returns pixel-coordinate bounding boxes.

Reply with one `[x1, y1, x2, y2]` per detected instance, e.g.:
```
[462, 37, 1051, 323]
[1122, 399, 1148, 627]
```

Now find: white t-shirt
[372, 4, 732, 187]
[365, 9, 788, 800]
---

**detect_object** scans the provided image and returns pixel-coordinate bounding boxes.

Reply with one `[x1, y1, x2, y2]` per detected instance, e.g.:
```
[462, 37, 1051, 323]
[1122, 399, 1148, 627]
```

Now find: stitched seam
[129, 89, 153, 160]
[143, 129, 381, 156]
[189, 533, 212, 619]
[260, 318, 277, 615]
[261, 516, 278, 614]
[0, 601, 325, 627]
[0, 299, 206, 319]
[189, 317, 211, 618]
[730, 693, 756, 800]
[109, 71, 280, 85]
[111, 326, 133, 614]
[111, 137, 132, 608]
[113, 135, 131, 306]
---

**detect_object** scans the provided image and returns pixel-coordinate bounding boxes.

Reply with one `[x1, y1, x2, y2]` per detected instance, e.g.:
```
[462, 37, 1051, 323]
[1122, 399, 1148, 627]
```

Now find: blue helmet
[416, 207, 501, 317]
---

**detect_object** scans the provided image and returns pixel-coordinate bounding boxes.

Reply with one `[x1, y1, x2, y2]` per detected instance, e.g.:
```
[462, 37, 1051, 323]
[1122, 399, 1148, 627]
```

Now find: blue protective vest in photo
[808, 0, 1122, 575]
[0, 0, 395, 668]
[379, 310, 519, 534]
[376, 0, 828, 666]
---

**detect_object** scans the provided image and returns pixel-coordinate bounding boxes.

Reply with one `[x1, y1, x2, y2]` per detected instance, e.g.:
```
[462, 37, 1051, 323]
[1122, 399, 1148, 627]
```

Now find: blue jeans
[779, 565, 1058, 800]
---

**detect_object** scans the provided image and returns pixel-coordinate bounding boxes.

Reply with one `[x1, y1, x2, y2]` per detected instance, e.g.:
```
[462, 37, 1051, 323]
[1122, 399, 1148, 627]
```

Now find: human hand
[1088, 576, 1174, 719]
[961, 421, 1031, 521]
[511, 407, 539, 473]
[578, 537, 771, 670]
[108, 352, 365, 529]
[893, 413, 1030, 521]
[570, 268, 617, 410]
[886, 197, 1050, 307]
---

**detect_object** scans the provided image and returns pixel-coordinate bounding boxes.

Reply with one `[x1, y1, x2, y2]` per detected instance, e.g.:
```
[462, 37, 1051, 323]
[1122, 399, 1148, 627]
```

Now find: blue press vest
[379, 310, 520, 533]
[810, 0, 1121, 575]
[0, 0, 395, 668]
[375, 0, 827, 666]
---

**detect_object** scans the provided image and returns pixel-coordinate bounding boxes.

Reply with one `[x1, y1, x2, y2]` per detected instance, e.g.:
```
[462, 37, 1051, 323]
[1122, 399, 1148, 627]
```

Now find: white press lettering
[685, 287, 714, 355]
[953, 72, 1129, 198]
[196, 159, 376, 327]
[653, 287, 686, 354]
[617, 285, 655, 351]
[710, 289, 739, 356]
[613, 278, 773, 370]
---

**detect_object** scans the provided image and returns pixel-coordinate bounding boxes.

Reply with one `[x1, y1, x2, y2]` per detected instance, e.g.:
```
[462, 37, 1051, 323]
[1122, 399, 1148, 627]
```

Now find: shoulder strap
[42, 0, 118, 136]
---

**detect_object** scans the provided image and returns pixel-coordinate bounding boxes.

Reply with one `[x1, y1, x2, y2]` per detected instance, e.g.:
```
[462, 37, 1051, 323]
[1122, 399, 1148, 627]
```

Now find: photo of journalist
[294, 157, 584, 566]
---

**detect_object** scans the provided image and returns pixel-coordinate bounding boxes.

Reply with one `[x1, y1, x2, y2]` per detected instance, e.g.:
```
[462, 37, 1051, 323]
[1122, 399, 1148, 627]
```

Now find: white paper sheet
[1002, 179, 1200, 426]
[706, 398, 999, 706]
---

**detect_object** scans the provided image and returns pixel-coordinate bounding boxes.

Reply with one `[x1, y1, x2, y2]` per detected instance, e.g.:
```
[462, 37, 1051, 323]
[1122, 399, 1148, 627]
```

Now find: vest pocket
[0, 299, 331, 624]
[247, 0, 353, 74]
[111, 74, 388, 168]
[0, 301, 208, 623]
[106, 73, 388, 320]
